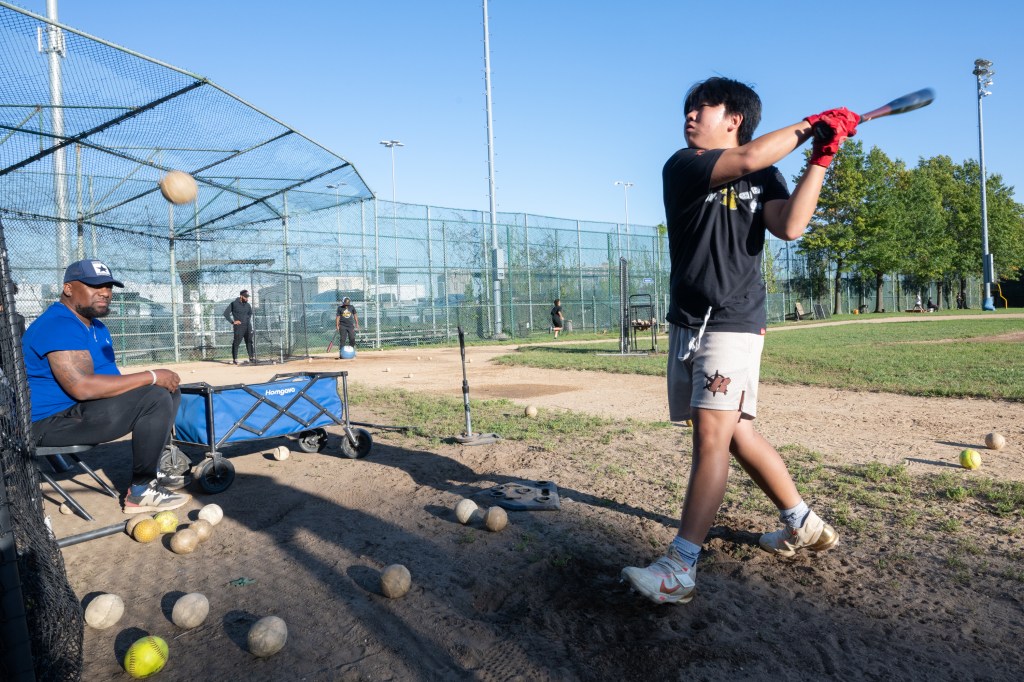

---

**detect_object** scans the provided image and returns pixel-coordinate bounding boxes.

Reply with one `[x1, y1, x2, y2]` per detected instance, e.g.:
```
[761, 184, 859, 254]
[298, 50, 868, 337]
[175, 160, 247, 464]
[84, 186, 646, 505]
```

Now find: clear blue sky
[19, 0, 1024, 228]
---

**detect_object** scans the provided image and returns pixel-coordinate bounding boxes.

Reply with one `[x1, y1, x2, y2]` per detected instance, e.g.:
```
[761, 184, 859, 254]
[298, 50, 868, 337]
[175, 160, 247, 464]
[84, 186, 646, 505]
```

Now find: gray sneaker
[123, 480, 191, 514]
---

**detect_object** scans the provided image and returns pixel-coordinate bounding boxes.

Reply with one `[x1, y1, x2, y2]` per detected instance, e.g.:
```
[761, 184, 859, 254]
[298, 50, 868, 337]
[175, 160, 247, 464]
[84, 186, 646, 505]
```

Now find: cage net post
[619, 257, 630, 354]
[0, 217, 83, 681]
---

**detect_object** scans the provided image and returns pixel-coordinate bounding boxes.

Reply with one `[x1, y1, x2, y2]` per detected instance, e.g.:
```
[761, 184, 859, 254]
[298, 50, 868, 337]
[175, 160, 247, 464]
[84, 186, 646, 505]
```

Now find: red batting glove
[805, 107, 860, 167]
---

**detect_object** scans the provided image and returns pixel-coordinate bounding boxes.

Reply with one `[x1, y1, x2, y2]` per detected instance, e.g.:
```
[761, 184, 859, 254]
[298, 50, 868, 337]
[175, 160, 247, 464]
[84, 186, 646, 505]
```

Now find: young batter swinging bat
[813, 88, 936, 143]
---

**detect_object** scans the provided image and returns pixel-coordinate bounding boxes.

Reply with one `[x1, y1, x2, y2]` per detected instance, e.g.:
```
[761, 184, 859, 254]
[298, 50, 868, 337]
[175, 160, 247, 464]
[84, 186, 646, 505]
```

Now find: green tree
[897, 166, 954, 295]
[798, 140, 867, 314]
[850, 146, 906, 312]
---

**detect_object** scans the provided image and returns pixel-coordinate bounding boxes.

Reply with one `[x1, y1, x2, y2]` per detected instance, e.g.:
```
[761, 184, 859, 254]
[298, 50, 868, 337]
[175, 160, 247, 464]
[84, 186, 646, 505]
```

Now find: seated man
[22, 259, 190, 513]
[926, 297, 938, 312]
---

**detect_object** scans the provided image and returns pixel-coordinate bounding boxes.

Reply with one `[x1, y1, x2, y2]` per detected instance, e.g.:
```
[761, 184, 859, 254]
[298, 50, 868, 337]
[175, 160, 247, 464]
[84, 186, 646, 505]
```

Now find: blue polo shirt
[22, 302, 120, 422]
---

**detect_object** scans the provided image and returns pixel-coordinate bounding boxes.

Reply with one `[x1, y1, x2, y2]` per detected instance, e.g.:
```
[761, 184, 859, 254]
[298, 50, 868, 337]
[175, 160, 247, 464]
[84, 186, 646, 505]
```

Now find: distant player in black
[550, 299, 564, 339]
[335, 296, 359, 354]
[223, 289, 254, 364]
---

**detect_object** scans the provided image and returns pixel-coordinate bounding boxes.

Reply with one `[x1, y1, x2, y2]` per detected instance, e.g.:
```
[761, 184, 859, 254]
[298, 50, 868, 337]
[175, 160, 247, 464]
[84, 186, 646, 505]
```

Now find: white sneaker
[621, 550, 696, 605]
[759, 510, 839, 558]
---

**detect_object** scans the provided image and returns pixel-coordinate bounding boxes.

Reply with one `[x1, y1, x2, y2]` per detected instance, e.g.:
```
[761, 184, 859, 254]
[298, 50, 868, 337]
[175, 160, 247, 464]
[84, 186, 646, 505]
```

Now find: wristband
[148, 370, 157, 385]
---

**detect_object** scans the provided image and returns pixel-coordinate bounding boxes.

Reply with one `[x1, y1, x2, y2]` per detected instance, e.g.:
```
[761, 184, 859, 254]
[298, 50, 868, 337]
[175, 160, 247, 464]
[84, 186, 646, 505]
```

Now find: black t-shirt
[550, 305, 562, 324]
[336, 303, 358, 327]
[662, 147, 790, 332]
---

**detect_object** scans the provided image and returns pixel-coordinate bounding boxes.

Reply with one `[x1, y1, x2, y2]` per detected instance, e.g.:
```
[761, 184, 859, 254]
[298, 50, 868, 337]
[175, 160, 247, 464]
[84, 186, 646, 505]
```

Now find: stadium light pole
[973, 58, 996, 311]
[380, 140, 403, 306]
[614, 181, 633, 257]
[327, 183, 347, 290]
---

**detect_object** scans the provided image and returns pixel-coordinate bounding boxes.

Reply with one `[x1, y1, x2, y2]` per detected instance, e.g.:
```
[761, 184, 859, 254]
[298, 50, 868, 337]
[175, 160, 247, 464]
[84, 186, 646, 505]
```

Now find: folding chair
[34, 444, 119, 521]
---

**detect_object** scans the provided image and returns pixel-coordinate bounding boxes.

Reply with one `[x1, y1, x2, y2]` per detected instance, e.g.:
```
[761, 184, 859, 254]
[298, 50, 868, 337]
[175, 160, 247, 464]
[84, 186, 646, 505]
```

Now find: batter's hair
[683, 77, 761, 145]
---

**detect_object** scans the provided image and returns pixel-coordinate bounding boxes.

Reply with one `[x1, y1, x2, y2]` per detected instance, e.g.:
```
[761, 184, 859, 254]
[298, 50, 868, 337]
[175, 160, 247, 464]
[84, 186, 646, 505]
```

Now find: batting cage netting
[0, 217, 82, 681]
[250, 270, 309, 363]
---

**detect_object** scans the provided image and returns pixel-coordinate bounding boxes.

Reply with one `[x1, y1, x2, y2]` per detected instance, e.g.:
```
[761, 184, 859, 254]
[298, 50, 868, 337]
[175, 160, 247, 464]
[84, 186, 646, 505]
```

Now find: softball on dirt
[84, 593, 124, 630]
[248, 616, 288, 657]
[524, 405, 538, 418]
[484, 506, 508, 532]
[985, 432, 1006, 451]
[190, 519, 213, 543]
[170, 528, 199, 555]
[959, 449, 982, 470]
[380, 564, 412, 599]
[125, 515, 149, 536]
[123, 635, 169, 678]
[273, 445, 290, 461]
[197, 503, 223, 526]
[454, 498, 478, 524]
[132, 519, 161, 543]
[153, 510, 179, 534]
[171, 592, 209, 629]
[158, 170, 198, 205]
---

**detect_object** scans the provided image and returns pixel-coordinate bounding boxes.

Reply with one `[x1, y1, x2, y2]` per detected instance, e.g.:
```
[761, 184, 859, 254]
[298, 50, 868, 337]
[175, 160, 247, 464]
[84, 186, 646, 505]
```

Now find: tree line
[797, 140, 1024, 313]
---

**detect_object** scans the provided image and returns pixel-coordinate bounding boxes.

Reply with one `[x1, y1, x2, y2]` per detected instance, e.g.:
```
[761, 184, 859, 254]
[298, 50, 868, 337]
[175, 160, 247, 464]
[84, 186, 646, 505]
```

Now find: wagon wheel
[157, 445, 193, 484]
[196, 458, 235, 494]
[295, 429, 327, 453]
[339, 428, 373, 459]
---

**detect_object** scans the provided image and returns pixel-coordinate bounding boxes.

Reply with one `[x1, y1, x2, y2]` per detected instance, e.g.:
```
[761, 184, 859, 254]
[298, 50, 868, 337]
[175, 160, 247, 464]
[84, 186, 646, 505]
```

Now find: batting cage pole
[619, 257, 630, 354]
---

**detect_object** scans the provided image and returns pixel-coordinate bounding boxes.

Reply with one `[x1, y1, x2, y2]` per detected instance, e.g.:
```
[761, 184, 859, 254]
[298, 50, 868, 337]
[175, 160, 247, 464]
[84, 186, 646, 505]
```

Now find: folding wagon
[169, 371, 372, 493]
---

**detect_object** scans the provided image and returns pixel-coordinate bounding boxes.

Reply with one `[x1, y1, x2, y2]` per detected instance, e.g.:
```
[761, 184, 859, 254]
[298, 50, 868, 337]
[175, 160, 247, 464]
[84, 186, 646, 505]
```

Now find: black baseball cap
[240, 290, 249, 297]
[63, 259, 124, 288]
[342, 297, 351, 303]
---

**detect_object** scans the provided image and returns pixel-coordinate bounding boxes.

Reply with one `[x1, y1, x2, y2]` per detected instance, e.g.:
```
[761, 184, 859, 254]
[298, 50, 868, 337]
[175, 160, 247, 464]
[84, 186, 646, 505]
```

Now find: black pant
[32, 386, 181, 485]
[232, 322, 254, 361]
[338, 324, 356, 350]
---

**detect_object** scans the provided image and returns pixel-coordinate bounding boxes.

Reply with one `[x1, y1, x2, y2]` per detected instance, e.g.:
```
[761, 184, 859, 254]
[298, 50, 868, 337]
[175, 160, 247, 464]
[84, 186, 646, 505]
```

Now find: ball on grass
[524, 405, 538, 418]
[171, 593, 209, 629]
[158, 170, 198, 205]
[84, 593, 124, 630]
[153, 511, 179, 534]
[380, 564, 412, 599]
[132, 519, 161, 543]
[170, 528, 199, 555]
[123, 635, 169, 679]
[190, 519, 213, 543]
[484, 506, 508, 532]
[248, 616, 288, 657]
[985, 432, 1006, 451]
[454, 498, 478, 525]
[198, 503, 223, 526]
[960, 448, 982, 470]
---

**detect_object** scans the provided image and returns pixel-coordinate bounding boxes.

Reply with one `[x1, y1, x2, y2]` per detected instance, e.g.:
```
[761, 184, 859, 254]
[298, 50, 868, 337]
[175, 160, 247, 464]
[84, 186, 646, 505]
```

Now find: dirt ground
[47, 322, 1024, 681]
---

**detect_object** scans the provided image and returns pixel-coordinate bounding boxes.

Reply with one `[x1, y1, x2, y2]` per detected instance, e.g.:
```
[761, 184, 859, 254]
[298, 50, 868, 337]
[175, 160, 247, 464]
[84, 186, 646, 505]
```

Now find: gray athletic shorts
[666, 322, 764, 422]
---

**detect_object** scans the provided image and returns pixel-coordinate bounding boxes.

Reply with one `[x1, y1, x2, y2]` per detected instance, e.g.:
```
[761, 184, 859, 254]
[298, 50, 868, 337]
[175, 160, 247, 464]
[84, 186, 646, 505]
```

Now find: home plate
[475, 480, 560, 511]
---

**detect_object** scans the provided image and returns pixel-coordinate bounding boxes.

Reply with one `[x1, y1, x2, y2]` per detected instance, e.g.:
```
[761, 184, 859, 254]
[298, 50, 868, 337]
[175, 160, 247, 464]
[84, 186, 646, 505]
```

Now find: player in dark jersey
[622, 77, 858, 604]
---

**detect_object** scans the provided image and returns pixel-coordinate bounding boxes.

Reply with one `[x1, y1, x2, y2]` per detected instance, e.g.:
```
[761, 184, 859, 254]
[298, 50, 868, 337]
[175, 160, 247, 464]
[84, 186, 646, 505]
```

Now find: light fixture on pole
[614, 181, 633, 255]
[379, 140, 403, 306]
[973, 58, 995, 311]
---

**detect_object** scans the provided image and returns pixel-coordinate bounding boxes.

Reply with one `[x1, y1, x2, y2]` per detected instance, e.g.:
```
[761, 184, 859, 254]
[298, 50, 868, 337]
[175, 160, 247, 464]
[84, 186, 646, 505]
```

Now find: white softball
[197, 503, 223, 526]
[454, 498, 478, 525]
[171, 593, 209, 629]
[84, 593, 125, 630]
